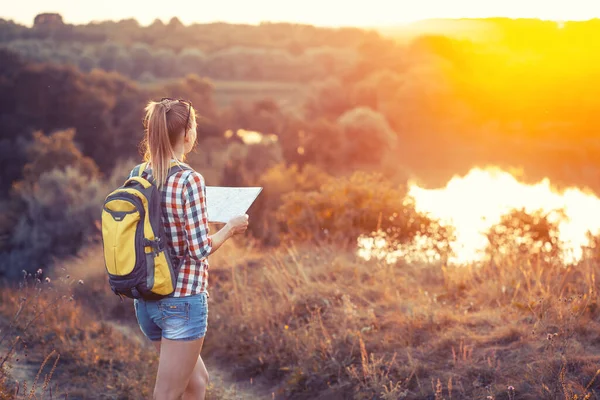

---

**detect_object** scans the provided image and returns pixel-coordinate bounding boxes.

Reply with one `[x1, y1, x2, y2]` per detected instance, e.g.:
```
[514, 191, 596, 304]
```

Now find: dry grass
[204, 243, 600, 399]
[0, 246, 267, 400]
[0, 270, 158, 399]
[2, 241, 600, 399]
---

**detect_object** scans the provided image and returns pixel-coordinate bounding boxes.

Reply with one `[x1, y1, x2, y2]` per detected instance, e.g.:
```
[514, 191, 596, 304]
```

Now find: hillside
[3, 237, 600, 399]
[2, 13, 600, 399]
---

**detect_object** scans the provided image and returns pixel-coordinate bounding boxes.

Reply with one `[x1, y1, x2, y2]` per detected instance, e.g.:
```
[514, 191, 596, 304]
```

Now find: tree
[179, 48, 206, 75]
[5, 61, 144, 172]
[33, 13, 64, 28]
[336, 107, 398, 167]
[167, 17, 184, 31]
[130, 43, 154, 78]
[22, 129, 99, 183]
[152, 48, 177, 78]
[0, 129, 104, 278]
[304, 78, 351, 120]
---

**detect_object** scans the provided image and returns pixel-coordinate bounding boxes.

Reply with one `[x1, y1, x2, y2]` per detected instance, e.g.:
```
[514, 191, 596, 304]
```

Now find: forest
[2, 14, 600, 274]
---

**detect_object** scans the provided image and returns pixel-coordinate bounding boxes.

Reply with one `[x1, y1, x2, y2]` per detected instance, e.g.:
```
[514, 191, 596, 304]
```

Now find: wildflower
[508, 386, 515, 390]
[45, 277, 51, 283]
[37, 268, 43, 275]
[284, 325, 289, 330]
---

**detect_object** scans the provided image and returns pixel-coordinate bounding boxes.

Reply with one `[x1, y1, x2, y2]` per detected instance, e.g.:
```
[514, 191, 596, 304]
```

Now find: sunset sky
[5, 0, 600, 27]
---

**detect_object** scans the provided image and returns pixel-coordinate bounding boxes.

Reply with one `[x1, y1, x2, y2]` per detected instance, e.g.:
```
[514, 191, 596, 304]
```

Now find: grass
[0, 248, 254, 399]
[2, 240, 600, 399]
[0, 270, 158, 399]
[204, 243, 600, 399]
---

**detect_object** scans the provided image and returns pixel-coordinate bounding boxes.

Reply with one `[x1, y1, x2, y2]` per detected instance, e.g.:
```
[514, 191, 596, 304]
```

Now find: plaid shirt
[130, 162, 212, 297]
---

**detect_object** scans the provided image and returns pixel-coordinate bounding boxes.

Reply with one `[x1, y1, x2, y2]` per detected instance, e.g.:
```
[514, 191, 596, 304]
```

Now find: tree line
[2, 15, 600, 276]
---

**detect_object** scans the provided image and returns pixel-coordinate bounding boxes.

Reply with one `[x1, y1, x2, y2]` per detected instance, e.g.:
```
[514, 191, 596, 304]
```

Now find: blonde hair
[141, 99, 196, 189]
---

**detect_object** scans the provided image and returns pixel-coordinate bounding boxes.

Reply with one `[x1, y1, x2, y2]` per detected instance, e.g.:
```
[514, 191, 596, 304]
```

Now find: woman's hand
[207, 214, 249, 255]
[227, 214, 249, 236]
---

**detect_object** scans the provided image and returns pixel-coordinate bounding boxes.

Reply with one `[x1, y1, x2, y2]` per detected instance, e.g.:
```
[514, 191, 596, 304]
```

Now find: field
[211, 80, 308, 109]
[141, 78, 307, 109]
[2, 237, 600, 399]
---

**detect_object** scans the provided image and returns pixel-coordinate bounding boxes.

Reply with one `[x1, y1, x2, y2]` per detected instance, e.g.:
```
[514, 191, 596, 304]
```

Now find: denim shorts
[134, 292, 208, 342]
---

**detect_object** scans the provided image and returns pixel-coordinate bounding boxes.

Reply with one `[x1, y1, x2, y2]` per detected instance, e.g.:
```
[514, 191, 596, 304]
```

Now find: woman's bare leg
[151, 340, 208, 399]
[182, 355, 209, 400]
[152, 337, 205, 400]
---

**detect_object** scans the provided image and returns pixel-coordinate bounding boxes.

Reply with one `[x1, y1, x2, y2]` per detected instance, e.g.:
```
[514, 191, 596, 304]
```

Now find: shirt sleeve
[182, 171, 213, 261]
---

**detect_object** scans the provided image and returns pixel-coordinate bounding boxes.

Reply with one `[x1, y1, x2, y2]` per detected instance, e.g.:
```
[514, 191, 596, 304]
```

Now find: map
[205, 186, 263, 223]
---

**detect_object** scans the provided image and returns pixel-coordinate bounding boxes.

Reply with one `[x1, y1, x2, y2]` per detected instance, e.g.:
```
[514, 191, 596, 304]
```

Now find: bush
[0, 166, 105, 278]
[249, 164, 330, 245]
[220, 136, 283, 185]
[277, 170, 442, 246]
[485, 208, 564, 265]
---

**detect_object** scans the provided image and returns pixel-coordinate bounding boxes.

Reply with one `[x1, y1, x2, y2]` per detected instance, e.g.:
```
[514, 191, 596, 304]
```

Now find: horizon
[4, 0, 600, 28]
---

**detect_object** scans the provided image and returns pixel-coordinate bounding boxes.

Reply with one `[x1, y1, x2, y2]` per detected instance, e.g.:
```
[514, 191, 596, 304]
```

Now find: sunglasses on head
[160, 97, 193, 136]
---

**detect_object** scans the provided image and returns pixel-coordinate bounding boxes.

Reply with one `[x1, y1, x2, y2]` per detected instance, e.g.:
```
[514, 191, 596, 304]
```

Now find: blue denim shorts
[134, 292, 208, 342]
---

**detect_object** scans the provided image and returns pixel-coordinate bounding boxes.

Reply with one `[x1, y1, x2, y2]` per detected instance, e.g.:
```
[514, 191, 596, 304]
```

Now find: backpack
[101, 161, 190, 300]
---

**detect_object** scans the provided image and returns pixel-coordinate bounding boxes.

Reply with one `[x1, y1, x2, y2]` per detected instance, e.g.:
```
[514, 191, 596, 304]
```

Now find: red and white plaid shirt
[131, 162, 212, 297]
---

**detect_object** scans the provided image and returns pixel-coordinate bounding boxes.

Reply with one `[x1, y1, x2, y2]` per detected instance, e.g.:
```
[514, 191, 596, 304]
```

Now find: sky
[4, 0, 600, 27]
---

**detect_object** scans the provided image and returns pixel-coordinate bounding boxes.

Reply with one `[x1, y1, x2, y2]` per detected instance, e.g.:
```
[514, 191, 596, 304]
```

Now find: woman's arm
[208, 214, 249, 255]
[182, 172, 248, 260]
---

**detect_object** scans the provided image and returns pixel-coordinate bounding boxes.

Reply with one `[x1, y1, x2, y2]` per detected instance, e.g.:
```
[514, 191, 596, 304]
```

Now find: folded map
[205, 186, 263, 223]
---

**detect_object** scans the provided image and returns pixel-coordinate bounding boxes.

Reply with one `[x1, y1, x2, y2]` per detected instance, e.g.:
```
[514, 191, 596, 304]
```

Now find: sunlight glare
[407, 168, 600, 265]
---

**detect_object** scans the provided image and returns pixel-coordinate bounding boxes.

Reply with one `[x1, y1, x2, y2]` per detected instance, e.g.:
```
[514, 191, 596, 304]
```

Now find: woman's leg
[151, 341, 208, 400]
[182, 355, 209, 400]
[153, 337, 205, 400]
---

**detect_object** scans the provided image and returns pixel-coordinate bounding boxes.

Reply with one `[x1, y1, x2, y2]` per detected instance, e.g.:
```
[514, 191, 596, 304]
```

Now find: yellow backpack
[101, 162, 189, 299]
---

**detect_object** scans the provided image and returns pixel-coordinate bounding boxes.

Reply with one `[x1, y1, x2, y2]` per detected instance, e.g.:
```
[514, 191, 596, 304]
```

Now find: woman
[132, 98, 248, 400]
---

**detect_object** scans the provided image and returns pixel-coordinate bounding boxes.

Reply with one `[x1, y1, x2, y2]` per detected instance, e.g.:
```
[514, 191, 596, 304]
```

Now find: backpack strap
[137, 162, 149, 177]
[167, 162, 191, 180]
[131, 161, 191, 184]
[130, 162, 148, 178]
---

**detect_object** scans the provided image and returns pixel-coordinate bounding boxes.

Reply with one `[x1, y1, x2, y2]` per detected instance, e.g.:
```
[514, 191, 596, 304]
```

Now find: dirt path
[0, 320, 52, 398]
[1, 317, 275, 400]
[109, 321, 276, 400]
[207, 364, 277, 400]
